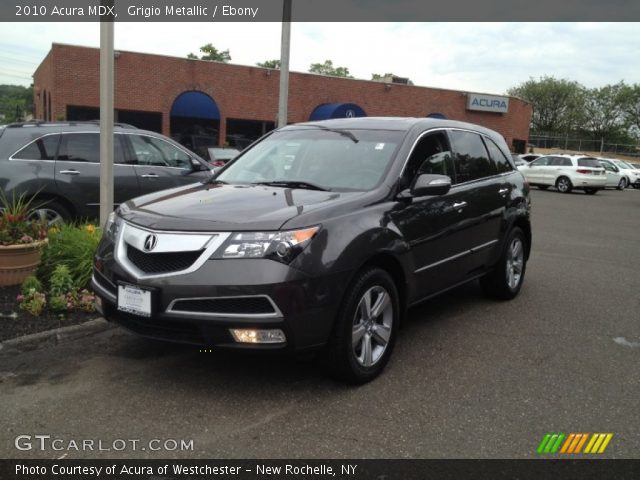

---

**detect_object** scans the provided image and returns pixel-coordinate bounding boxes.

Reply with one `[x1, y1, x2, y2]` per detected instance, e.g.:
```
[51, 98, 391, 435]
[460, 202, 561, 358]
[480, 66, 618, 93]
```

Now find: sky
[1, 22, 639, 94]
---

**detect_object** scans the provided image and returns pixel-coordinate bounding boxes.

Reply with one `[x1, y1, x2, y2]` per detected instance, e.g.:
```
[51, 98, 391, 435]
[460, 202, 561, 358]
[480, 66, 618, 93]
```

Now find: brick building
[33, 43, 532, 152]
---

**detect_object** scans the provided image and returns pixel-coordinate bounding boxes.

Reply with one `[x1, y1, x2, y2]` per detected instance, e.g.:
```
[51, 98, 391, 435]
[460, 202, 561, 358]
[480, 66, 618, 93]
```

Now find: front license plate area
[117, 283, 153, 317]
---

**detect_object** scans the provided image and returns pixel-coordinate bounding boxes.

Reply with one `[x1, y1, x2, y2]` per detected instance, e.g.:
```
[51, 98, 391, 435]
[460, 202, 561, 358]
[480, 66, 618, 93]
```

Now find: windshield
[216, 128, 404, 191]
[615, 160, 632, 169]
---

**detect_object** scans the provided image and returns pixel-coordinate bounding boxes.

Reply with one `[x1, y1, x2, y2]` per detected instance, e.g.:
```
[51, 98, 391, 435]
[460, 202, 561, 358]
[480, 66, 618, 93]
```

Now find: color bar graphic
[538, 433, 613, 454]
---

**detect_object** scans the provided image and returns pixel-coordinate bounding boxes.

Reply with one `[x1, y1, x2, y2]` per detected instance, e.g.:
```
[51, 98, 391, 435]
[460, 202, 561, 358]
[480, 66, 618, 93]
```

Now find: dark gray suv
[93, 117, 532, 383]
[0, 121, 212, 223]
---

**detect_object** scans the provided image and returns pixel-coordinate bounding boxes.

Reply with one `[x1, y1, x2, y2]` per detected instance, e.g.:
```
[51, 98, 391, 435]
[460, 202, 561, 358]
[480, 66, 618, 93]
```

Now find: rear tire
[480, 227, 527, 300]
[555, 176, 572, 194]
[27, 200, 71, 226]
[326, 268, 399, 384]
[584, 188, 598, 195]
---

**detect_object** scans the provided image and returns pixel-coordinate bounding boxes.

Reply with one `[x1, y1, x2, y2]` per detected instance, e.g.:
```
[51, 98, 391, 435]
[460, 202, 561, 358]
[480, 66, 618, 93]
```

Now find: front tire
[327, 268, 399, 384]
[480, 227, 527, 300]
[556, 176, 572, 194]
[617, 177, 627, 190]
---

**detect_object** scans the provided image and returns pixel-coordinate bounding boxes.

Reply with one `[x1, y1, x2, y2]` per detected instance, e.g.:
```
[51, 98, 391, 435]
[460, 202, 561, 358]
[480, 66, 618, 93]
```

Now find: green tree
[0, 84, 33, 123]
[507, 76, 586, 134]
[256, 59, 281, 69]
[581, 82, 628, 141]
[619, 83, 640, 138]
[308, 60, 353, 78]
[187, 44, 231, 63]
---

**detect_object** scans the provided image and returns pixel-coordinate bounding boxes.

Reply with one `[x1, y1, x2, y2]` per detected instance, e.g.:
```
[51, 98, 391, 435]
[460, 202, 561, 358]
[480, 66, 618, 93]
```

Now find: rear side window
[13, 134, 60, 160]
[530, 157, 550, 166]
[484, 138, 513, 174]
[59, 133, 100, 163]
[577, 158, 601, 168]
[449, 130, 497, 183]
[58, 133, 124, 163]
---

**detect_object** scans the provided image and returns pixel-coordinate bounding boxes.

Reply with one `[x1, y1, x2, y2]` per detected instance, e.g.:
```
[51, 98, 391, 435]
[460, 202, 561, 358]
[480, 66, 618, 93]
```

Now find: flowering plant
[0, 191, 48, 246]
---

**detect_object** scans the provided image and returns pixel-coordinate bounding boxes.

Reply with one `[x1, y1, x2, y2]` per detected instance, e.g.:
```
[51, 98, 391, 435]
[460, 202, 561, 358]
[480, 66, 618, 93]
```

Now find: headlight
[104, 211, 122, 243]
[213, 226, 319, 264]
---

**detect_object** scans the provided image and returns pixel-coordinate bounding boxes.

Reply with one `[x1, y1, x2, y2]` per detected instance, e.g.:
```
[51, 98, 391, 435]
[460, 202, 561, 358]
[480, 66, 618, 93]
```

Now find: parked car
[0, 121, 212, 224]
[518, 153, 540, 163]
[511, 153, 528, 167]
[207, 147, 241, 167]
[92, 117, 531, 383]
[517, 154, 606, 194]
[607, 159, 640, 189]
[597, 158, 627, 190]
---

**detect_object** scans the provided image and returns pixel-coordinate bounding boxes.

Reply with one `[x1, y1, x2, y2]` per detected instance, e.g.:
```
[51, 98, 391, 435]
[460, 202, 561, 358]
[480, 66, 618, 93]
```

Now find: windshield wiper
[252, 180, 330, 191]
[202, 177, 227, 185]
[306, 124, 359, 143]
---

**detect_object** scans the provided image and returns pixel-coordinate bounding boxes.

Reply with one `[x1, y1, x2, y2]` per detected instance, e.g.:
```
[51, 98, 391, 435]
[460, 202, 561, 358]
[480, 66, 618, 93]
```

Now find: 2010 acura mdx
[92, 117, 532, 383]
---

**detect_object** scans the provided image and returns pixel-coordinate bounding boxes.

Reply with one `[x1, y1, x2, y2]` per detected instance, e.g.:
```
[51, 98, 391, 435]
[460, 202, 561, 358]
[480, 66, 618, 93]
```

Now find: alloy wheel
[27, 208, 65, 227]
[351, 286, 393, 368]
[506, 237, 524, 290]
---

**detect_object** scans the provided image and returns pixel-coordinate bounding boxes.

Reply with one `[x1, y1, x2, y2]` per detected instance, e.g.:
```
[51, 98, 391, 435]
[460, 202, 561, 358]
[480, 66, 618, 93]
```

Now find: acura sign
[467, 93, 509, 113]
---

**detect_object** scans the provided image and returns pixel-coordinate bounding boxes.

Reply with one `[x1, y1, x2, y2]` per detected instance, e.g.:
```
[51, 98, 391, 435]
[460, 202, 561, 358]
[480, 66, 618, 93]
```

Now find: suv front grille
[126, 245, 203, 274]
[170, 297, 277, 316]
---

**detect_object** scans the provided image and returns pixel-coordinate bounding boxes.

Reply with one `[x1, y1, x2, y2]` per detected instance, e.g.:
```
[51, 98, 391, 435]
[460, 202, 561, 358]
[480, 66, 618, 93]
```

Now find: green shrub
[18, 290, 46, 316]
[20, 276, 42, 295]
[49, 264, 74, 297]
[39, 223, 101, 289]
[48, 294, 68, 313]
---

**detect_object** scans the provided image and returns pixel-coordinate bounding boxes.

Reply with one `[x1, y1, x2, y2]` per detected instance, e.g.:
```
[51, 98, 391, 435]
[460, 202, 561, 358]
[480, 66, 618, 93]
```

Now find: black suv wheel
[327, 268, 399, 384]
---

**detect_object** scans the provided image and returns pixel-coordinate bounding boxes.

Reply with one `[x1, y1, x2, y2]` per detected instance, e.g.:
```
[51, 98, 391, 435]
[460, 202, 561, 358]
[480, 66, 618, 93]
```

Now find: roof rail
[5, 120, 138, 129]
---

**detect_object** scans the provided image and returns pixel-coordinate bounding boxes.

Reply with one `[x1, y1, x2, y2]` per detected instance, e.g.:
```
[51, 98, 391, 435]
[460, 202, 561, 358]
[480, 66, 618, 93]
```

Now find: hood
[120, 182, 366, 232]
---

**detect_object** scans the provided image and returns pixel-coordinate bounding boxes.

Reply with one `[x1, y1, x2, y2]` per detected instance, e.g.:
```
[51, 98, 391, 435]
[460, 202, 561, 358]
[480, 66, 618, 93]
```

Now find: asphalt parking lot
[1, 187, 639, 459]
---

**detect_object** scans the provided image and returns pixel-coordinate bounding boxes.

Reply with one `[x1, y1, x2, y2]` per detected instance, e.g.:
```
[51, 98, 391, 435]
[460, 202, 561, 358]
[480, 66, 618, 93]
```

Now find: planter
[0, 240, 47, 287]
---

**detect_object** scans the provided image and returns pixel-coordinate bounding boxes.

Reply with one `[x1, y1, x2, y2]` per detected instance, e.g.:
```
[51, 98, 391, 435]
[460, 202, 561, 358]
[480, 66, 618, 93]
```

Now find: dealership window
[449, 130, 497, 183]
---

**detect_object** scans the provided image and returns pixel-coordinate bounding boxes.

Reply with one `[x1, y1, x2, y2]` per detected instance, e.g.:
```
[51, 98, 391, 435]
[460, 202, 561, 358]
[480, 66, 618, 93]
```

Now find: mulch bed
[0, 285, 99, 342]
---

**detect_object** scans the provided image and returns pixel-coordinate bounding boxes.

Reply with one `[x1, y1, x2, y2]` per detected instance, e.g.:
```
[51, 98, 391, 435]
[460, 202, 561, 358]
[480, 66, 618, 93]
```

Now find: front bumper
[92, 252, 351, 352]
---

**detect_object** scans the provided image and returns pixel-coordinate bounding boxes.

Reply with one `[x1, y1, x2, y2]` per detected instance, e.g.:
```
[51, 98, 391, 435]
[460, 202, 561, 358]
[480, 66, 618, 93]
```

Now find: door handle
[452, 201, 467, 210]
[141, 174, 159, 178]
[499, 188, 509, 196]
[59, 170, 80, 175]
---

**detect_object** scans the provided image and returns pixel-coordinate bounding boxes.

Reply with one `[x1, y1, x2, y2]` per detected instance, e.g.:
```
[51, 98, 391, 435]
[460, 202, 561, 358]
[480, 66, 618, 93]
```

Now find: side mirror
[408, 174, 451, 197]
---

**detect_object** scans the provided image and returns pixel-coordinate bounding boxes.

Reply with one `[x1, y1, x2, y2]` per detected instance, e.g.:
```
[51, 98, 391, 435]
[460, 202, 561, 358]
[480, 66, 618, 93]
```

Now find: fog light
[230, 328, 286, 344]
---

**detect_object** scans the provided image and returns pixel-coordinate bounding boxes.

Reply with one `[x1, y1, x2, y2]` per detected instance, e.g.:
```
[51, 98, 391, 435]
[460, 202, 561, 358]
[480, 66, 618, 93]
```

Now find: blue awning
[309, 103, 367, 121]
[170, 91, 220, 120]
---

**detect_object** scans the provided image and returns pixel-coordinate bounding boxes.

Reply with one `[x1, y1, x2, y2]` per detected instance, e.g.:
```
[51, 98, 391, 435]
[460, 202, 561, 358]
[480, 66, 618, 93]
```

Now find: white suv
[518, 154, 606, 194]
[598, 158, 627, 190]
[608, 159, 640, 189]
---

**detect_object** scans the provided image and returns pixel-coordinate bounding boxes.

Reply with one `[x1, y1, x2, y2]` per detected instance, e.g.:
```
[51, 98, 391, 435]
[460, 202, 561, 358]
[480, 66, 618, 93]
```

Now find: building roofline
[48, 42, 529, 105]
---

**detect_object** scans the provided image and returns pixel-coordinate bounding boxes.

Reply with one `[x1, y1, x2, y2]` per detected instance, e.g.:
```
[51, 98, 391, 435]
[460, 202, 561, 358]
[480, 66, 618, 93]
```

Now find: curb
[0, 318, 116, 356]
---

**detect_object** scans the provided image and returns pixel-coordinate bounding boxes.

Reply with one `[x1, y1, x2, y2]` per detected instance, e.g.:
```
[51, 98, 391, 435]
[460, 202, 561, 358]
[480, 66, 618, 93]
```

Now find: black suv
[0, 121, 212, 223]
[92, 118, 531, 383]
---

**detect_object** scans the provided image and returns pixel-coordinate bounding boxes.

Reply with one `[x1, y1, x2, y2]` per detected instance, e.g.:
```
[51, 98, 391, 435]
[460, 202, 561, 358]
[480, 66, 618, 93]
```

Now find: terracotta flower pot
[0, 240, 47, 287]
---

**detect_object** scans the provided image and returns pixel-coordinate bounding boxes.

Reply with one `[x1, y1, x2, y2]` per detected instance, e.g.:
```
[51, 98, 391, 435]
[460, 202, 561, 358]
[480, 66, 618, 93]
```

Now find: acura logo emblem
[143, 234, 158, 252]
